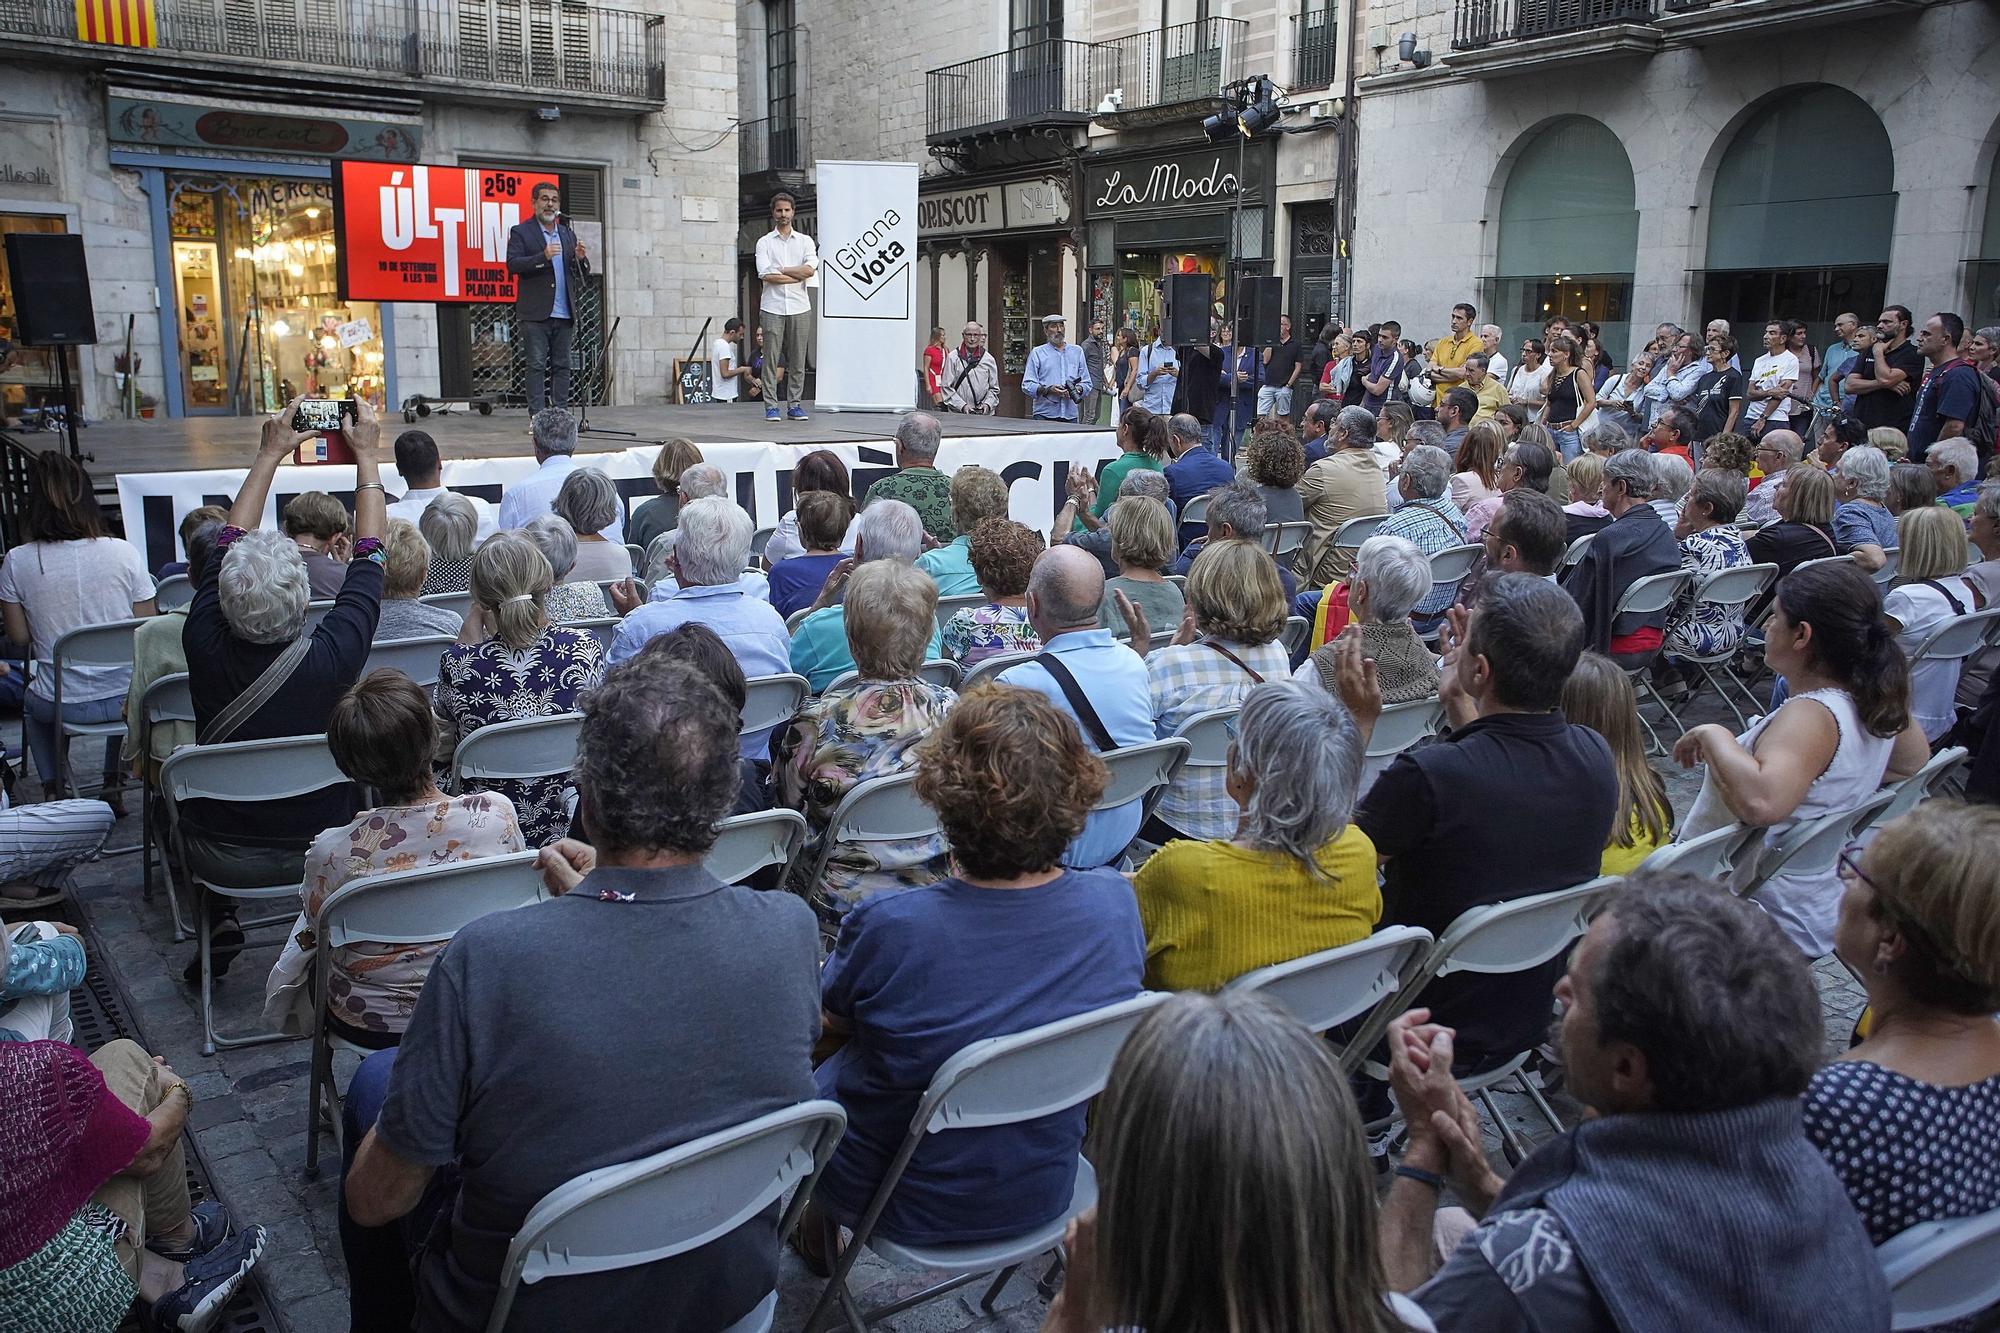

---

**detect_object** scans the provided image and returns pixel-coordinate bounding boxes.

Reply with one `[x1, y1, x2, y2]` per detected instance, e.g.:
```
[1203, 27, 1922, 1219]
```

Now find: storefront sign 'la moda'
[1090, 153, 1238, 211]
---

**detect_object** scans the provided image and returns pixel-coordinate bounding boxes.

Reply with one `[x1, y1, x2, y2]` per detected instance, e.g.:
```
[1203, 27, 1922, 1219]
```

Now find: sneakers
[147, 1201, 232, 1262]
[787, 404, 809, 420]
[150, 1225, 266, 1332]
[765, 406, 781, 421]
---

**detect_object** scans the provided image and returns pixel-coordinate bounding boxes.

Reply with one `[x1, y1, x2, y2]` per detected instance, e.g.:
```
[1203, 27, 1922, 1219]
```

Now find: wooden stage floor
[66, 403, 1107, 474]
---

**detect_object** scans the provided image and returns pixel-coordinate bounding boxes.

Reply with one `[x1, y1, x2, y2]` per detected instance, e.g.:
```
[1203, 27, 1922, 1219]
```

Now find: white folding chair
[624, 543, 646, 577]
[447, 714, 585, 803]
[1182, 493, 1210, 528]
[361, 635, 455, 690]
[1610, 569, 1694, 753]
[741, 673, 809, 736]
[1878, 1206, 2000, 1331]
[705, 809, 809, 886]
[421, 590, 474, 621]
[138, 672, 197, 933]
[1426, 543, 1483, 596]
[934, 594, 987, 634]
[785, 606, 815, 634]
[821, 660, 962, 696]
[1876, 746, 1969, 826]
[1670, 563, 1777, 731]
[571, 616, 620, 655]
[1137, 706, 1239, 844]
[1360, 697, 1443, 792]
[1790, 553, 1858, 579]
[1265, 520, 1311, 564]
[1333, 512, 1390, 552]
[1638, 822, 1758, 881]
[1339, 875, 1624, 1164]
[1871, 547, 1900, 586]
[1093, 737, 1191, 830]
[799, 770, 941, 924]
[48, 618, 144, 811]
[305, 851, 546, 1177]
[491, 1100, 849, 1333]
[1734, 789, 1896, 905]
[751, 527, 776, 562]
[805, 993, 1172, 1333]
[159, 734, 354, 1054]
[1279, 615, 1311, 657]
[154, 573, 195, 611]
[1561, 532, 1594, 570]
[1910, 608, 2000, 676]
[959, 650, 1040, 691]
[1225, 925, 1433, 1063]
[304, 599, 337, 630]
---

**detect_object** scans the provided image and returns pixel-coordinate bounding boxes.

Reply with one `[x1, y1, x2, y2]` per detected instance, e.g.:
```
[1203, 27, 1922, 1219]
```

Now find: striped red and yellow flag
[74, 0, 156, 46]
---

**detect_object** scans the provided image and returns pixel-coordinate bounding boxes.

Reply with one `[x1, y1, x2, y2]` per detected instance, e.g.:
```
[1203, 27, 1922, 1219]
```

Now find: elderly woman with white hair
[1131, 679, 1379, 992]
[1296, 534, 1440, 705]
[521, 513, 612, 622]
[178, 398, 385, 978]
[1832, 444, 1896, 568]
[372, 519, 464, 643]
[788, 498, 941, 691]
[552, 466, 632, 583]
[418, 493, 479, 595]
[436, 532, 605, 844]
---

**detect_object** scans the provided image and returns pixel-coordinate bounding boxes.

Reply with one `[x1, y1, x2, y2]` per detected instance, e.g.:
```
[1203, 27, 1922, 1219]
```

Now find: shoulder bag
[197, 636, 313, 746]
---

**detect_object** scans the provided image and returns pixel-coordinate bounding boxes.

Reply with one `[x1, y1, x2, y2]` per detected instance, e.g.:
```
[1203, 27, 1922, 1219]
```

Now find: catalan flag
[75, 0, 155, 47]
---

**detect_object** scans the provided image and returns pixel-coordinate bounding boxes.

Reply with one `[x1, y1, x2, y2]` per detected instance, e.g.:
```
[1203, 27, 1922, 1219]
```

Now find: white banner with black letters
[814, 160, 920, 412]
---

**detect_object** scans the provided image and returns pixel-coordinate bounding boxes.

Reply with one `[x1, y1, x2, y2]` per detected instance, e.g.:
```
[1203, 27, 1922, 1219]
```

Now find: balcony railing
[927, 38, 1118, 142]
[739, 116, 808, 179]
[1098, 17, 1246, 111]
[1290, 9, 1337, 89]
[1453, 0, 1654, 49]
[0, 0, 666, 103]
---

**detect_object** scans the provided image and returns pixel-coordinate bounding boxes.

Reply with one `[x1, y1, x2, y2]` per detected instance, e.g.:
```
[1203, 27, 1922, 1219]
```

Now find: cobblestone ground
[24, 681, 1867, 1333]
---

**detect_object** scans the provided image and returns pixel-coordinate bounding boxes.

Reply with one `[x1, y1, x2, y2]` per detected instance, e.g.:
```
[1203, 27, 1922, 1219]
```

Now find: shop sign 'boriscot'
[332, 161, 556, 304]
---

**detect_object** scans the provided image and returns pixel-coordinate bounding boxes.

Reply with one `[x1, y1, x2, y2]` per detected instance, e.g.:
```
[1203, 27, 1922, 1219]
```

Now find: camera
[292, 398, 356, 433]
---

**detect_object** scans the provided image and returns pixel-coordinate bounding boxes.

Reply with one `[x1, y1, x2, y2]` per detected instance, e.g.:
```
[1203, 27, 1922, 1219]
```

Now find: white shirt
[709, 336, 741, 402]
[386, 486, 499, 547]
[1743, 350, 1800, 424]
[1508, 361, 1551, 406]
[0, 537, 154, 701]
[495, 455, 626, 543]
[1486, 350, 1510, 387]
[1886, 576, 1980, 742]
[755, 228, 818, 317]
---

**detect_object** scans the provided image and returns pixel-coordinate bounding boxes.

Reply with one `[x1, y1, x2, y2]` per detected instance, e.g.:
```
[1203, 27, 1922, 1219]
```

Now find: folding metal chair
[751, 527, 776, 562]
[1265, 520, 1311, 566]
[1733, 789, 1896, 905]
[805, 993, 1171, 1333]
[159, 733, 354, 1054]
[1877, 1206, 2000, 1331]
[785, 606, 815, 634]
[1637, 822, 1758, 881]
[1225, 925, 1433, 1064]
[492, 1100, 849, 1333]
[1876, 746, 1969, 826]
[1909, 609, 2000, 680]
[154, 573, 195, 611]
[361, 635, 456, 690]
[933, 594, 987, 634]
[420, 590, 474, 621]
[1279, 615, 1311, 657]
[1181, 494, 1209, 528]
[1561, 532, 1594, 571]
[1093, 737, 1191, 830]
[571, 616, 620, 655]
[304, 599, 337, 630]
[821, 660, 962, 697]
[705, 809, 809, 886]
[1667, 562, 1777, 731]
[1337, 875, 1624, 1164]
[48, 618, 144, 815]
[138, 672, 197, 933]
[305, 850, 545, 1177]
[958, 650, 1040, 691]
[1360, 697, 1443, 791]
[1871, 548, 1900, 586]
[1135, 706, 1240, 845]
[1790, 553, 1858, 579]
[448, 714, 586, 803]
[798, 770, 940, 926]
[741, 673, 810, 736]
[624, 543, 646, 577]
[1609, 569, 1694, 753]
[1333, 512, 1390, 552]
[1426, 543, 1484, 602]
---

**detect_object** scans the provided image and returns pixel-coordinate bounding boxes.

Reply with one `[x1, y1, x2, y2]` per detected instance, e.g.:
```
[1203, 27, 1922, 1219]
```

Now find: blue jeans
[1552, 428, 1582, 462]
[339, 1048, 455, 1333]
[22, 690, 122, 787]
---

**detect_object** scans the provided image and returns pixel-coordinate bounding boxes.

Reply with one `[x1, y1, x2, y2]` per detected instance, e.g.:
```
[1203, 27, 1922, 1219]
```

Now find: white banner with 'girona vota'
[113, 430, 1118, 574]
[814, 160, 920, 412]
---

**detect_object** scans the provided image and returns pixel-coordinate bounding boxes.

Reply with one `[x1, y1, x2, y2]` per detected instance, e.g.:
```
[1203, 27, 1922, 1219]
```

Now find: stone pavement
[25, 678, 1866, 1333]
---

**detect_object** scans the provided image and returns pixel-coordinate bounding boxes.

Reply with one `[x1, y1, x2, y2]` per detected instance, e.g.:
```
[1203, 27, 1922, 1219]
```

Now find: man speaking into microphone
[506, 181, 590, 413]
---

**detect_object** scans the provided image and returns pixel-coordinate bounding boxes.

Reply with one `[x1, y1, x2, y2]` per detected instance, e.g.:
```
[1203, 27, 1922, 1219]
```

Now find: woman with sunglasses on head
[1507, 338, 1550, 409]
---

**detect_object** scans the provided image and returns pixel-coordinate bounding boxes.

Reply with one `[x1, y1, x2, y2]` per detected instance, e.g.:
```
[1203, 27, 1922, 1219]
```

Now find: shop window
[1493, 116, 1637, 360]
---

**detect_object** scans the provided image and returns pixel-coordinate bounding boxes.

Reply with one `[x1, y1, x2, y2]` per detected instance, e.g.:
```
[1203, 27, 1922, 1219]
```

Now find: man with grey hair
[1300, 404, 1392, 584]
[1565, 448, 1681, 657]
[1064, 468, 1175, 578]
[861, 411, 954, 541]
[998, 545, 1154, 867]
[1480, 324, 1510, 388]
[787, 498, 940, 690]
[1743, 428, 1804, 527]
[1927, 437, 1981, 516]
[1377, 443, 1469, 625]
[1164, 409, 1235, 547]
[1300, 398, 1339, 466]
[1168, 480, 1297, 598]
[639, 463, 736, 590]
[610, 497, 790, 760]
[497, 407, 625, 542]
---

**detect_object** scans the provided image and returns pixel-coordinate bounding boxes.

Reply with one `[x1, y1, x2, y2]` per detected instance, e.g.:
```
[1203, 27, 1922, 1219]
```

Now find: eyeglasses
[1836, 843, 1880, 893]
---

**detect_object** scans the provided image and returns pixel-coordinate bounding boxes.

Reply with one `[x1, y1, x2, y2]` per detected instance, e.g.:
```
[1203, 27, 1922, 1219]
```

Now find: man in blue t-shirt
[1907, 311, 1990, 465]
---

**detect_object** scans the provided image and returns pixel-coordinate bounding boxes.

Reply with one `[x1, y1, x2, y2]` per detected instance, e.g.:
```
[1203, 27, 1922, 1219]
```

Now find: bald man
[997, 546, 1154, 866]
[1742, 427, 1805, 527]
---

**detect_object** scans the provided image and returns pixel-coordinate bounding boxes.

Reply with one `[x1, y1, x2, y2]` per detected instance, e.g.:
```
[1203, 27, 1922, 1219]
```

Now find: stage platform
[69, 402, 1106, 474]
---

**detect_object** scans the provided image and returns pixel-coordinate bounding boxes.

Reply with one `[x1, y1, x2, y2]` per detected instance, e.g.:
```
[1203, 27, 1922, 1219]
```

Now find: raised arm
[230, 397, 316, 531]
[346, 398, 386, 543]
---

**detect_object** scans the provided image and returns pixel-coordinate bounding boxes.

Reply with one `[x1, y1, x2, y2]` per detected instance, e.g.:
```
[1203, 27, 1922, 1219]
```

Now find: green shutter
[1496, 117, 1639, 280]
[1706, 86, 1895, 272]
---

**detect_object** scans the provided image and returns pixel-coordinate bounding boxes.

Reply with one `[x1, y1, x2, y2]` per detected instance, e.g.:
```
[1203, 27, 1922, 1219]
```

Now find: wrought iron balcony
[0, 0, 667, 108]
[739, 116, 808, 181]
[926, 38, 1119, 145]
[1453, 0, 1655, 50]
[1290, 8, 1338, 89]
[1097, 17, 1247, 112]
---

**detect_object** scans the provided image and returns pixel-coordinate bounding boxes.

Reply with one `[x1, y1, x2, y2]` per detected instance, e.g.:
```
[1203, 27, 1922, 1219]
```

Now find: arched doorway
[1972, 145, 2000, 329]
[1492, 117, 1639, 360]
[1701, 86, 1894, 348]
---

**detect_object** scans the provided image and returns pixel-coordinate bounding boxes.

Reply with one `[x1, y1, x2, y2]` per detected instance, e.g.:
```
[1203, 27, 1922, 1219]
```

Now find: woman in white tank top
[1675, 561, 1928, 955]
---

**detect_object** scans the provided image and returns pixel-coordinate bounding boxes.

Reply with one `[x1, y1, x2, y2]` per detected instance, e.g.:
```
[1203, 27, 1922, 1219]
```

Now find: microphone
[558, 213, 592, 277]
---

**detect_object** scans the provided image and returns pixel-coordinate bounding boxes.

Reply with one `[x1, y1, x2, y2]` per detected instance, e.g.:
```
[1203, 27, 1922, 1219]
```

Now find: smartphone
[292, 398, 356, 433]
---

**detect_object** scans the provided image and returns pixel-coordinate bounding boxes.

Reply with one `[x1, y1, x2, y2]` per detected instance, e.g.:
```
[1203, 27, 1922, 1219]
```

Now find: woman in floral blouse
[435, 533, 605, 844]
[778, 560, 956, 915]
[941, 517, 1043, 668]
[264, 670, 523, 1045]
[1659, 468, 1753, 698]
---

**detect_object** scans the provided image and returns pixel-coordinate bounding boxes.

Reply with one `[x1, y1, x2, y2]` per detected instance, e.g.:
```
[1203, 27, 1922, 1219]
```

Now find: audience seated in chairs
[435, 533, 605, 847]
[1886, 459, 1936, 515]
[861, 412, 956, 543]
[1462, 439, 1554, 543]
[416, 493, 479, 596]
[282, 491, 353, 599]
[1676, 561, 1929, 956]
[1479, 488, 1569, 582]
[264, 670, 524, 1045]
[1121, 538, 1291, 842]
[551, 467, 632, 585]
[915, 465, 1010, 596]
[1042, 990, 1432, 1333]
[1, 918, 88, 1041]
[1374, 443, 1468, 627]
[1805, 802, 2000, 1255]
[340, 652, 819, 1333]
[776, 560, 955, 913]
[179, 399, 385, 980]
[0, 793, 114, 921]
[519, 514, 611, 623]
[787, 499, 942, 693]
[371, 520, 463, 643]
[939, 518, 1043, 668]
[122, 520, 219, 790]
[1169, 479, 1297, 601]
[1883, 504, 1986, 742]
[763, 448, 858, 567]
[1239, 417, 1307, 525]
[1298, 535, 1439, 705]
[1383, 876, 1892, 1332]
[1653, 468, 1752, 701]
[1832, 445, 1897, 571]
[1561, 651, 1675, 875]
[1960, 482, 2000, 710]
[800, 683, 1142, 1267]
[629, 623, 769, 817]
[156, 504, 225, 581]
[639, 463, 736, 593]
[1747, 465, 1845, 590]
[768, 490, 855, 621]
[1098, 496, 1183, 632]
[1133, 680, 1378, 992]
[1743, 429, 1805, 527]
[1563, 448, 1683, 661]
[623, 436, 703, 557]
[1059, 466, 1172, 580]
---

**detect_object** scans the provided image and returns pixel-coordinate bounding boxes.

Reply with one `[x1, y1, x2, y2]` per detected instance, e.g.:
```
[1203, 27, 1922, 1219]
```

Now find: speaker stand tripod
[578, 315, 643, 441]
[53, 348, 87, 464]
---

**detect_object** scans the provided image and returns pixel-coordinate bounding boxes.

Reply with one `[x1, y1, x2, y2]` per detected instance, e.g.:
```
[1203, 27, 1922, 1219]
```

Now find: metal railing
[1290, 8, 1337, 89]
[1098, 17, 1246, 110]
[739, 116, 808, 178]
[1454, 0, 1655, 48]
[926, 38, 1119, 141]
[0, 0, 665, 100]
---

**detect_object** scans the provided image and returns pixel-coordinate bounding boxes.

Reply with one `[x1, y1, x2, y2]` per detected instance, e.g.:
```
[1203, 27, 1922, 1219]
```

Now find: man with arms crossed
[756, 189, 817, 422]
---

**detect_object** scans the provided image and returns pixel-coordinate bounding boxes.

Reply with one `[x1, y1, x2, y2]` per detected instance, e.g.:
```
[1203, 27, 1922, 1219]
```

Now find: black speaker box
[1161, 272, 1213, 346]
[1236, 275, 1284, 346]
[4, 233, 96, 346]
